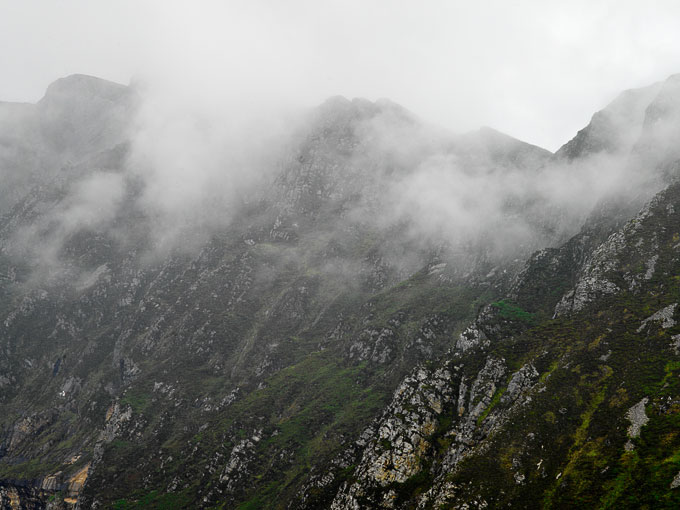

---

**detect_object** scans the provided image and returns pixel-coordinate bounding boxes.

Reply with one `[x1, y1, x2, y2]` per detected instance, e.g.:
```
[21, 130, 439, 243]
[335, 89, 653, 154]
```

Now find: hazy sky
[1, 0, 680, 151]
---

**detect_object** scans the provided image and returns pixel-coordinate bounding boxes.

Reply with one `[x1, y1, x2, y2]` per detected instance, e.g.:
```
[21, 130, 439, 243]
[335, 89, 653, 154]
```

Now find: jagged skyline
[2, 1, 680, 150]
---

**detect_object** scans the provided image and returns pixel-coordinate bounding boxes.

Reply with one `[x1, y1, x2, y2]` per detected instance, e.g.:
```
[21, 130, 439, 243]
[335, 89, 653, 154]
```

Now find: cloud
[126, 75, 301, 253]
[339, 100, 673, 269]
[8, 171, 126, 281]
[3, 1, 680, 285]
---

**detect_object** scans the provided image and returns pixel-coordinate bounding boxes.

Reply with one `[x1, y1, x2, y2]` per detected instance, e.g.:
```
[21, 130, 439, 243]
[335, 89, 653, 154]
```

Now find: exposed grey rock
[671, 334, 680, 355]
[555, 188, 676, 317]
[554, 230, 625, 316]
[219, 429, 263, 493]
[501, 363, 539, 405]
[643, 254, 658, 280]
[637, 303, 677, 332]
[671, 471, 680, 489]
[624, 397, 649, 451]
[456, 326, 483, 352]
[330, 364, 457, 508]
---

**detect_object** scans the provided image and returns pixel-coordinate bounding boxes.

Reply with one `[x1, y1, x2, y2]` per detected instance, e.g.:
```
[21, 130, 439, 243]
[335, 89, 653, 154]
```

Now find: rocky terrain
[1, 73, 680, 509]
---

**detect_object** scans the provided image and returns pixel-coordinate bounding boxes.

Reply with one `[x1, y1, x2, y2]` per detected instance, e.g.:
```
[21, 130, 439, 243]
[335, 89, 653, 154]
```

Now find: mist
[128, 77, 300, 253]
[3, 70, 679, 287]
[2, 2, 680, 286]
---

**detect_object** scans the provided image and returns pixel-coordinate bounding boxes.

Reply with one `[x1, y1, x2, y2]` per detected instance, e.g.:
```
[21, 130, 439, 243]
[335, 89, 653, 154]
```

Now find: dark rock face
[1, 73, 680, 509]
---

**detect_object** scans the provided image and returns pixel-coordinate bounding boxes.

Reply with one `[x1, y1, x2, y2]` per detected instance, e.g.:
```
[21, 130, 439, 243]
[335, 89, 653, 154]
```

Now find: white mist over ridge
[2, 71, 680, 285]
[128, 76, 302, 252]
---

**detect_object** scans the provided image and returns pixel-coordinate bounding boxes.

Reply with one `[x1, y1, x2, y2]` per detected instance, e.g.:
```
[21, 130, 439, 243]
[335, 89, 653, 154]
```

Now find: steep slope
[454, 126, 552, 170]
[553, 81, 662, 161]
[1, 73, 679, 510]
[313, 75, 680, 509]
[328, 178, 680, 509]
[0, 78, 561, 509]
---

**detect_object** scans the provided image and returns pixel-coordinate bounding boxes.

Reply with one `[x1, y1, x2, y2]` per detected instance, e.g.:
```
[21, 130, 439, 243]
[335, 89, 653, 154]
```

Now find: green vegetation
[112, 489, 194, 509]
[477, 387, 507, 426]
[491, 299, 536, 323]
[0, 458, 61, 480]
[120, 390, 151, 413]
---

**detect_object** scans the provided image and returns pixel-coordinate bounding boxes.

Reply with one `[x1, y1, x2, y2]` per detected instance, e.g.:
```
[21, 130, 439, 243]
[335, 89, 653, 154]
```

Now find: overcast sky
[1, 0, 680, 151]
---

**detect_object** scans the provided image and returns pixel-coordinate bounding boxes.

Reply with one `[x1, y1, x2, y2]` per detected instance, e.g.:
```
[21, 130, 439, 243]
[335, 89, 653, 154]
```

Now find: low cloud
[2, 67, 679, 288]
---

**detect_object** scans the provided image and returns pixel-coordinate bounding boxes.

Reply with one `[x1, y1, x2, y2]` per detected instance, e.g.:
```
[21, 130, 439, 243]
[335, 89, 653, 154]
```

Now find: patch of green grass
[477, 387, 506, 426]
[236, 496, 266, 510]
[0, 458, 61, 480]
[111, 489, 193, 509]
[491, 300, 536, 324]
[539, 359, 560, 383]
[120, 390, 151, 413]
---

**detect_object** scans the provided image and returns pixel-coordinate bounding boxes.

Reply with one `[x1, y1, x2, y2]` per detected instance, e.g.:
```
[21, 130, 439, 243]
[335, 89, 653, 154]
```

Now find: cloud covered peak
[554, 80, 663, 161]
[39, 74, 129, 104]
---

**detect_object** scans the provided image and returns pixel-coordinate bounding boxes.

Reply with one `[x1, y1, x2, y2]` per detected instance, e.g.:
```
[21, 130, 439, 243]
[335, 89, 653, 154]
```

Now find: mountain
[0, 75, 136, 217]
[553, 81, 663, 161]
[0, 73, 680, 509]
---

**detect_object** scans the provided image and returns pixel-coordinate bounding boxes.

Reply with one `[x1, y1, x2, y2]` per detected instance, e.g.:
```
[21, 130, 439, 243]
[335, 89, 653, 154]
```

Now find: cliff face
[1, 74, 680, 509]
[323, 179, 680, 509]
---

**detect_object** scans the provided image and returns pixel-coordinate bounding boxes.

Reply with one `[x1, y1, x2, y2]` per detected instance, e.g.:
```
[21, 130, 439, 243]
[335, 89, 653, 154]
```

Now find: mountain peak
[39, 74, 129, 105]
[554, 81, 663, 160]
[316, 95, 415, 122]
[32, 74, 135, 156]
[451, 125, 552, 170]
